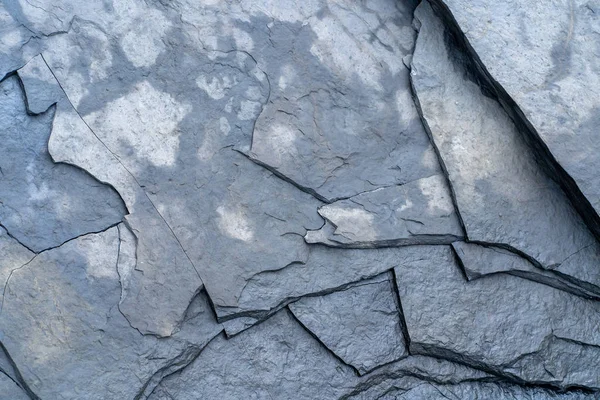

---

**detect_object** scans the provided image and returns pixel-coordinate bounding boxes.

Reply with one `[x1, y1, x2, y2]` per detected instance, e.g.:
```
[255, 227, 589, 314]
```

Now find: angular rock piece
[289, 272, 408, 375]
[248, 0, 440, 202]
[305, 174, 463, 247]
[452, 241, 600, 299]
[394, 245, 600, 390]
[17, 54, 63, 114]
[0, 75, 125, 253]
[432, 0, 600, 238]
[150, 309, 491, 400]
[0, 228, 222, 400]
[411, 2, 600, 294]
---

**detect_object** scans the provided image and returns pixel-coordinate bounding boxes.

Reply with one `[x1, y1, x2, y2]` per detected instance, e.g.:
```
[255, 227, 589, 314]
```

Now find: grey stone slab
[0, 75, 125, 253]
[247, 0, 440, 202]
[305, 174, 463, 247]
[20, 56, 204, 337]
[432, 0, 600, 239]
[411, 2, 600, 295]
[452, 241, 600, 299]
[394, 245, 600, 390]
[150, 309, 491, 400]
[289, 272, 408, 375]
[0, 228, 222, 400]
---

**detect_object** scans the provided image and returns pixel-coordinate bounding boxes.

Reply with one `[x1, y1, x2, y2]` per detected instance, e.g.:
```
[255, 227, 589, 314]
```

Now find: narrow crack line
[390, 269, 412, 356]
[0, 223, 36, 254]
[286, 307, 361, 376]
[39, 54, 202, 281]
[0, 222, 121, 315]
[0, 342, 40, 400]
[114, 224, 147, 338]
[142, 332, 223, 400]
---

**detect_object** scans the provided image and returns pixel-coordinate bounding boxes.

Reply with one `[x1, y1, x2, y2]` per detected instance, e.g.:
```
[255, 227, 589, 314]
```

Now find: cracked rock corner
[1, 0, 600, 398]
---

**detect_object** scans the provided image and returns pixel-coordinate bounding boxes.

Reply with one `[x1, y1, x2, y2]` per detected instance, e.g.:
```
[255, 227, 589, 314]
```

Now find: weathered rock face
[430, 0, 600, 240]
[410, 1, 600, 296]
[289, 272, 408, 374]
[0, 0, 599, 398]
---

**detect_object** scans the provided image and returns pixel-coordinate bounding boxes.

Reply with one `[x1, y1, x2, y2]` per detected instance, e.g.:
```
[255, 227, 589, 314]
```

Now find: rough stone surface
[150, 309, 491, 400]
[360, 382, 598, 400]
[0, 0, 598, 397]
[395, 245, 600, 390]
[0, 75, 126, 253]
[17, 56, 204, 337]
[452, 241, 600, 299]
[433, 0, 600, 238]
[0, 373, 29, 400]
[411, 1, 600, 295]
[289, 272, 408, 374]
[305, 174, 463, 247]
[0, 228, 222, 400]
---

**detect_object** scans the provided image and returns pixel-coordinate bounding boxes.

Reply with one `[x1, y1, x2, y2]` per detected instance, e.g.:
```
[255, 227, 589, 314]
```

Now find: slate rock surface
[411, 1, 600, 295]
[394, 245, 600, 390]
[0, 75, 126, 253]
[305, 174, 463, 247]
[431, 0, 600, 238]
[289, 272, 408, 374]
[0, 0, 598, 398]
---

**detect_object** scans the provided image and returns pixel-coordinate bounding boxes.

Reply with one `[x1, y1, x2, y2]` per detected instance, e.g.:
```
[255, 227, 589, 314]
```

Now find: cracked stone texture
[0, 0, 599, 397]
[304, 174, 463, 247]
[452, 241, 600, 299]
[17, 56, 204, 337]
[12, 0, 459, 329]
[411, 1, 600, 295]
[0, 75, 126, 253]
[361, 382, 598, 400]
[0, 228, 223, 400]
[289, 272, 408, 375]
[0, 373, 29, 400]
[224, 244, 449, 328]
[248, 0, 441, 204]
[150, 309, 491, 400]
[394, 245, 600, 390]
[431, 0, 600, 239]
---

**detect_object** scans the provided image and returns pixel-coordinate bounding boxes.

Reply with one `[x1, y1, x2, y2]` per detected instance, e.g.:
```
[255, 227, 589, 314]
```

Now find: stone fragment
[17, 54, 62, 113]
[431, 0, 600, 238]
[305, 174, 463, 247]
[0, 75, 125, 253]
[394, 245, 600, 390]
[0, 228, 222, 400]
[411, 2, 600, 294]
[452, 241, 600, 299]
[150, 309, 491, 400]
[289, 272, 408, 375]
